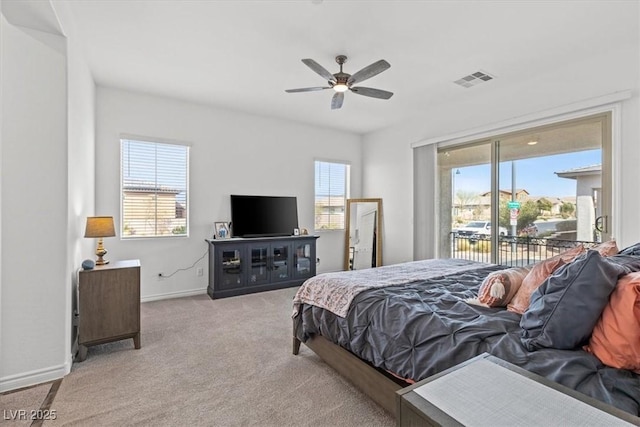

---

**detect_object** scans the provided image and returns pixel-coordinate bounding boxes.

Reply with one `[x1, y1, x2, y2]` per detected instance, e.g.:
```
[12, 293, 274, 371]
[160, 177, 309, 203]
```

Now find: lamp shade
[84, 216, 116, 238]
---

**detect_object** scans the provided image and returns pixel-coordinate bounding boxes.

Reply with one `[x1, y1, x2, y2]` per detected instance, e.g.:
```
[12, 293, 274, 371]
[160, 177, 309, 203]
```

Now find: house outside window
[121, 138, 189, 238]
[314, 160, 350, 230]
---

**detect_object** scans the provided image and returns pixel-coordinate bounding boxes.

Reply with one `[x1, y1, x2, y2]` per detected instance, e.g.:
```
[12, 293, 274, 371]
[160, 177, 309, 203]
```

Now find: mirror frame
[344, 198, 383, 270]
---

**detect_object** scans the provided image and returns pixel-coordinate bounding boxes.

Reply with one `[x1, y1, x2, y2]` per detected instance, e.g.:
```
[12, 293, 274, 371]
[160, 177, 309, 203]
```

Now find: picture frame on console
[214, 222, 230, 239]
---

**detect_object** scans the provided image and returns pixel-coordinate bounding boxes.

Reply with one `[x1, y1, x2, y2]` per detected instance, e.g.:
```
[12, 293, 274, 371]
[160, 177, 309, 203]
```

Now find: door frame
[413, 91, 630, 258]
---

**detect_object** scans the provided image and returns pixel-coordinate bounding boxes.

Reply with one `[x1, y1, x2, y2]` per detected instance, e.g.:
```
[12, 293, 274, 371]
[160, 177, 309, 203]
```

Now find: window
[434, 113, 610, 264]
[121, 138, 189, 238]
[314, 160, 350, 230]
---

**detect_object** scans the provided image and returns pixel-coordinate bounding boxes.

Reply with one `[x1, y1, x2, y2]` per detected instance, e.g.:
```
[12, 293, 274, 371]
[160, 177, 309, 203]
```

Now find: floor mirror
[344, 198, 382, 270]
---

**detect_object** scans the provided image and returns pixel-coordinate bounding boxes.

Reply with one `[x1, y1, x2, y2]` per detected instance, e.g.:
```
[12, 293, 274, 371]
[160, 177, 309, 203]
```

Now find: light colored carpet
[43, 287, 394, 426]
[0, 382, 52, 426]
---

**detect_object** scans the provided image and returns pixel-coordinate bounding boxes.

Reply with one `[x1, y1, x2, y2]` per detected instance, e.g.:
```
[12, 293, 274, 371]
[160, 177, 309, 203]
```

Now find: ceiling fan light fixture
[333, 83, 348, 92]
[286, 55, 393, 109]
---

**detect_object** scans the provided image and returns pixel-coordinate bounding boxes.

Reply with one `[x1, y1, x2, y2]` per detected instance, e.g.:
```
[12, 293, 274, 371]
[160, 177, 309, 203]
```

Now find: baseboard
[141, 287, 207, 303]
[0, 360, 70, 393]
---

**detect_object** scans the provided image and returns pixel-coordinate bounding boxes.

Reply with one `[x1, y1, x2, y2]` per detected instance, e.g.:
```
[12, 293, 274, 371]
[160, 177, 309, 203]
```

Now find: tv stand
[206, 235, 319, 299]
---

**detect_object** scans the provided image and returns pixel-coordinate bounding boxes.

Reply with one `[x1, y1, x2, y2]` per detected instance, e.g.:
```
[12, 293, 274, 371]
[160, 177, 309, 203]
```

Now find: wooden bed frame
[292, 333, 407, 416]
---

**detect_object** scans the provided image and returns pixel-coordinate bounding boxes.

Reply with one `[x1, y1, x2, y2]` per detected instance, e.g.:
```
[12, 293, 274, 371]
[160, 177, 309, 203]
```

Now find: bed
[292, 250, 640, 418]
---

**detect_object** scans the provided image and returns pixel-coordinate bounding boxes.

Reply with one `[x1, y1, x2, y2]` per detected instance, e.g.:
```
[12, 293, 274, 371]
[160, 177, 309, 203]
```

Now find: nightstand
[76, 259, 141, 361]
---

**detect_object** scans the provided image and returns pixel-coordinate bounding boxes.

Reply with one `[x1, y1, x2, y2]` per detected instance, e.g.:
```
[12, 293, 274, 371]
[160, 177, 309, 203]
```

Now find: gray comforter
[294, 264, 640, 416]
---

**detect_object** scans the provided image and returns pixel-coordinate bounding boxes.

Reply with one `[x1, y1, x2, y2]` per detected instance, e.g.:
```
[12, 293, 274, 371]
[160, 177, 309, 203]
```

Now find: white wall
[0, 9, 4, 392]
[618, 95, 640, 248]
[53, 0, 97, 358]
[363, 44, 640, 264]
[0, 0, 95, 393]
[0, 14, 69, 390]
[96, 87, 361, 301]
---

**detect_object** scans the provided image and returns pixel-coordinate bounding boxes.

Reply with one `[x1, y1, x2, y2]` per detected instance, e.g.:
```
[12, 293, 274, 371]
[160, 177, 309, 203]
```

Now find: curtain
[413, 143, 437, 260]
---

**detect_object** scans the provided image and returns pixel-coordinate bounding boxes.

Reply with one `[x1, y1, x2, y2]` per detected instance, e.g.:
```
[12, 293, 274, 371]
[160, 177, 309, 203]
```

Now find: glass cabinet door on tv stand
[217, 244, 245, 290]
[248, 245, 269, 285]
[270, 242, 292, 282]
[247, 241, 293, 285]
[293, 240, 315, 280]
[206, 235, 318, 299]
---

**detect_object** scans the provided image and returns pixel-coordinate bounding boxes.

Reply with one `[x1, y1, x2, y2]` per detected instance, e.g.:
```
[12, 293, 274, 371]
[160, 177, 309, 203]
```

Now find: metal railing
[450, 233, 598, 267]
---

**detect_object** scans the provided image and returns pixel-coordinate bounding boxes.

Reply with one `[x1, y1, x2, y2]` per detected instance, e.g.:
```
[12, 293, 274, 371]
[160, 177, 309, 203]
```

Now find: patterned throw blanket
[292, 258, 491, 318]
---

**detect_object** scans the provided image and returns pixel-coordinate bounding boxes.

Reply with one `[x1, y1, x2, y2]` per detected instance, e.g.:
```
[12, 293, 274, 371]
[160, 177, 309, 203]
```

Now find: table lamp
[84, 216, 116, 265]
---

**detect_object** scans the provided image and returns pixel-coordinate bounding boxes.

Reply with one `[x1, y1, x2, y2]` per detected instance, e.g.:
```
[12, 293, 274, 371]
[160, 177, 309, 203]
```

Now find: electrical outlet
[196, 267, 204, 277]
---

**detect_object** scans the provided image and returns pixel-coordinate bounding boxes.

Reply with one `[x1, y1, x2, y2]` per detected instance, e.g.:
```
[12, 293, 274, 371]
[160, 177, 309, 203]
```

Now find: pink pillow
[585, 272, 640, 373]
[477, 266, 531, 307]
[591, 240, 619, 257]
[507, 245, 585, 314]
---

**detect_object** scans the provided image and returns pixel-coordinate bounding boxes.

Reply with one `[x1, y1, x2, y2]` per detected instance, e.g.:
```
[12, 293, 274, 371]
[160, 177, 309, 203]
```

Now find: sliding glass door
[438, 141, 492, 260]
[438, 113, 611, 264]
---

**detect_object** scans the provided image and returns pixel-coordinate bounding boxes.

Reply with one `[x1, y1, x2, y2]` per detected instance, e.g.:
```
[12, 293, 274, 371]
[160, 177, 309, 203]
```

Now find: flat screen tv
[230, 195, 299, 238]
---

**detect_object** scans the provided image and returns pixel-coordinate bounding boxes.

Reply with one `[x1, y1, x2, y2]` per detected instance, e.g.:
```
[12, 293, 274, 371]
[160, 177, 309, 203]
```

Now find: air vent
[454, 70, 495, 88]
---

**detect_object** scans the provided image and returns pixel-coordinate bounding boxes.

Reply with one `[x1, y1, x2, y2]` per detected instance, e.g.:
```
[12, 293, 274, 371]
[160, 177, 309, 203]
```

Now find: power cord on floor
[158, 249, 208, 278]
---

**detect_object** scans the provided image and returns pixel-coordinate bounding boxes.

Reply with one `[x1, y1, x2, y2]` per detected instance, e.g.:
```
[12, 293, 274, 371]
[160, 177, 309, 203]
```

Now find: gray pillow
[618, 242, 640, 256]
[606, 253, 640, 273]
[520, 250, 625, 351]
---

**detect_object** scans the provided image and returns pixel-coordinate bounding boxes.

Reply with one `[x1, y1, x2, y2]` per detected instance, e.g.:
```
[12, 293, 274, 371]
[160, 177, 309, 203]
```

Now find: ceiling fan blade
[331, 92, 344, 110]
[302, 58, 337, 83]
[347, 60, 390, 85]
[350, 86, 394, 100]
[285, 87, 332, 93]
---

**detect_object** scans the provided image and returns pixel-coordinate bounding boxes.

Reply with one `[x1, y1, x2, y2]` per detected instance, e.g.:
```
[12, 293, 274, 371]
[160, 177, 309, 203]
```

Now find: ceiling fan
[285, 55, 393, 110]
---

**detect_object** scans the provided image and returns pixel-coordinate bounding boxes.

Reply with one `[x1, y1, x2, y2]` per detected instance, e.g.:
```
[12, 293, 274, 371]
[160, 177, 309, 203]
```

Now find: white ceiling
[61, 0, 639, 135]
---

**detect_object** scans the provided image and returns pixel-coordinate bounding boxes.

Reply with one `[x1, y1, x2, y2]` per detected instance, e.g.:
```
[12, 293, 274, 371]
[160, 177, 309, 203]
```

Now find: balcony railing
[450, 233, 598, 266]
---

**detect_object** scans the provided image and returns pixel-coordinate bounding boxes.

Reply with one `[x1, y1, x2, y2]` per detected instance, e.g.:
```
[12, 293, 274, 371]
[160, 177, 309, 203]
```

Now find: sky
[453, 149, 601, 198]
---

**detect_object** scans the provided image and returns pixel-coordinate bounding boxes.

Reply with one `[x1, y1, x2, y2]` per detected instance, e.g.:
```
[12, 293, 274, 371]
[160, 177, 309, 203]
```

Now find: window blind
[314, 160, 350, 230]
[121, 138, 189, 238]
